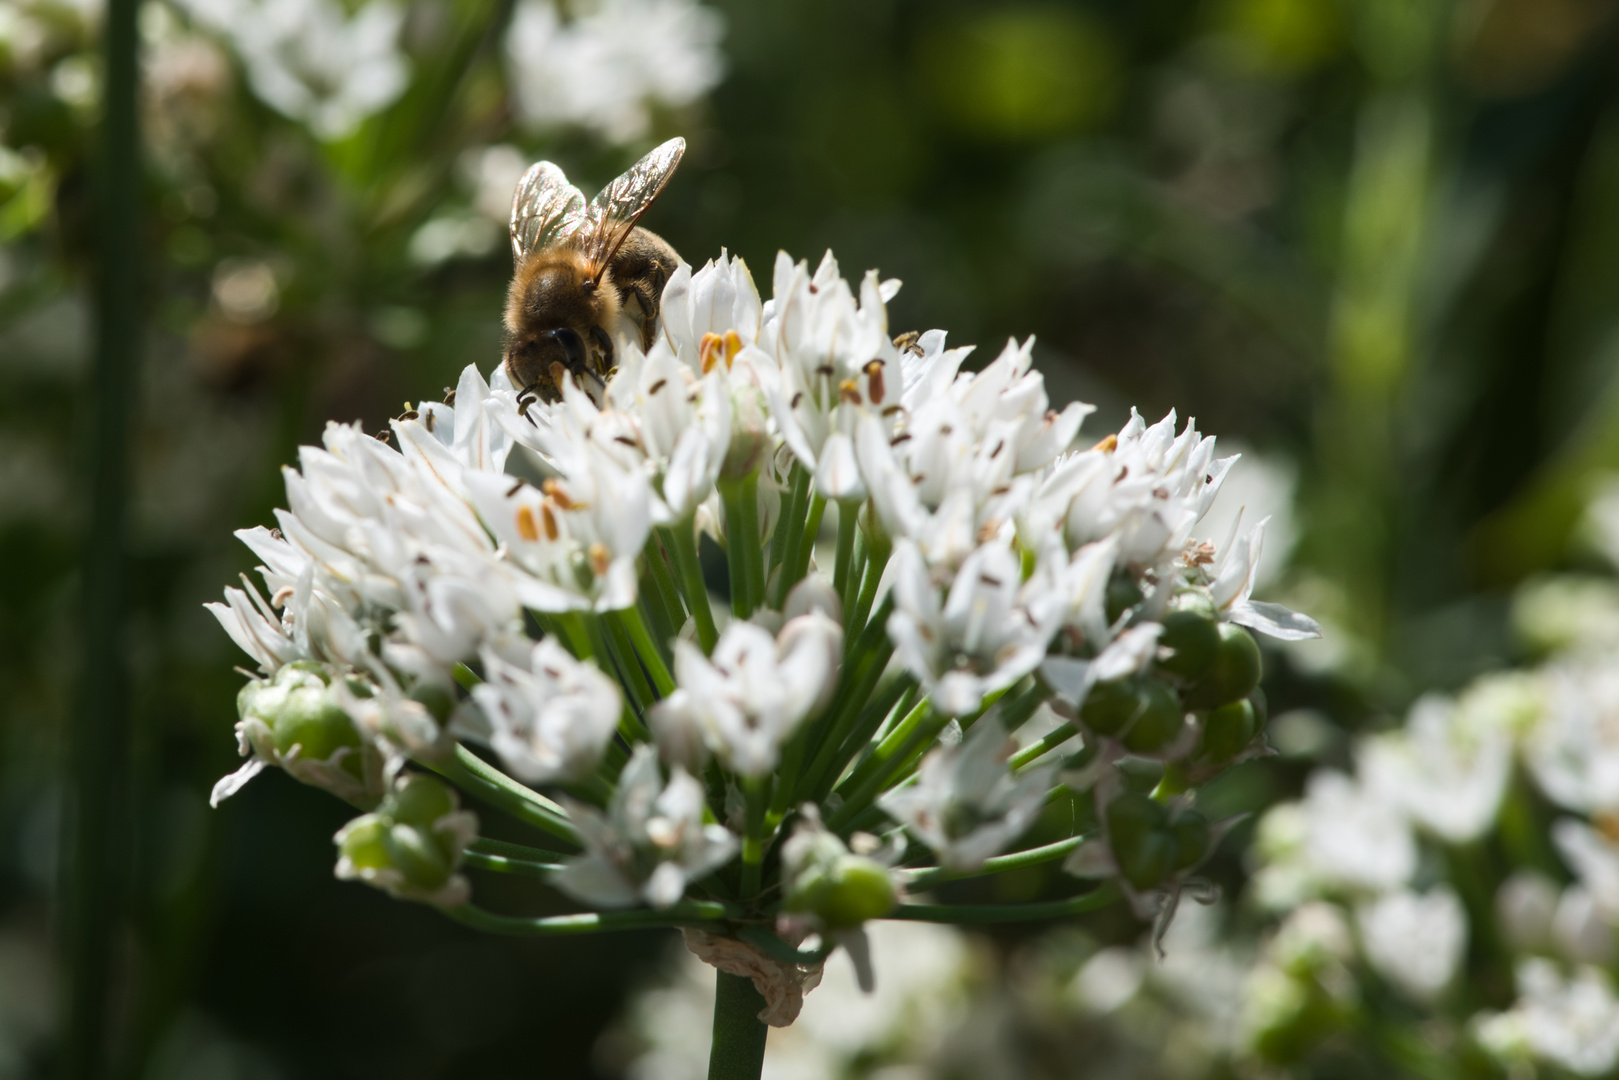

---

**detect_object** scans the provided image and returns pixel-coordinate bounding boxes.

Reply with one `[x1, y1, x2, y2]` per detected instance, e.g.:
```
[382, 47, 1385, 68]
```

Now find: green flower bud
[333, 773, 476, 906]
[383, 823, 454, 890]
[1081, 676, 1143, 735]
[1199, 697, 1259, 762]
[814, 856, 898, 928]
[384, 773, 458, 830]
[1106, 792, 1174, 891]
[1155, 607, 1220, 681]
[1105, 574, 1143, 625]
[1120, 678, 1185, 754]
[1184, 623, 1262, 710]
[239, 663, 360, 764]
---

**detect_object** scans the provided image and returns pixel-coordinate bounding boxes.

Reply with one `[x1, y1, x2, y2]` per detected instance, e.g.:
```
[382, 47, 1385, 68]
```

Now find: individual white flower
[1552, 885, 1616, 966]
[1024, 409, 1231, 572]
[660, 252, 763, 366]
[604, 339, 732, 519]
[859, 334, 1088, 567]
[1251, 770, 1417, 908]
[179, 0, 408, 139]
[887, 538, 1064, 717]
[880, 717, 1057, 870]
[505, 0, 724, 145]
[649, 614, 842, 776]
[1497, 870, 1560, 954]
[1206, 517, 1320, 641]
[465, 442, 653, 613]
[764, 252, 900, 503]
[1525, 659, 1619, 816]
[470, 638, 622, 784]
[1552, 818, 1619, 923]
[554, 746, 738, 908]
[1474, 960, 1619, 1078]
[1354, 887, 1467, 1002]
[1359, 692, 1512, 844]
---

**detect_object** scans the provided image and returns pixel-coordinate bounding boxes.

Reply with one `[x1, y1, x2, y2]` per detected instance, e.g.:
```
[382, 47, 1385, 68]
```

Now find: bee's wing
[510, 161, 588, 262]
[578, 137, 685, 278]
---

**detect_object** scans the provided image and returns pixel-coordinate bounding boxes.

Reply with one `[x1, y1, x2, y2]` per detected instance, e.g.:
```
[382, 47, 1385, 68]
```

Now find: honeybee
[504, 137, 686, 408]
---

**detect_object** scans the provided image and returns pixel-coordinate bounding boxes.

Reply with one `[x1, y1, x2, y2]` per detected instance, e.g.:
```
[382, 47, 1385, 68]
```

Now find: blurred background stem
[62, 0, 141, 1075]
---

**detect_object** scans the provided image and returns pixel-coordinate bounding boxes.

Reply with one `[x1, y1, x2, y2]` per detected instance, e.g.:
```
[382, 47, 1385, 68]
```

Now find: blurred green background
[4, 0, 1619, 1075]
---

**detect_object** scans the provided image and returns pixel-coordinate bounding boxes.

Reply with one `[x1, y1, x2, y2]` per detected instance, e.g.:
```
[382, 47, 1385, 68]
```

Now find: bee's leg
[590, 324, 615, 368]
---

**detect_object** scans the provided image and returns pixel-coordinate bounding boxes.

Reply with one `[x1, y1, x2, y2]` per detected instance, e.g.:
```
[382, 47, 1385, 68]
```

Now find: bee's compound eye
[546, 328, 588, 370]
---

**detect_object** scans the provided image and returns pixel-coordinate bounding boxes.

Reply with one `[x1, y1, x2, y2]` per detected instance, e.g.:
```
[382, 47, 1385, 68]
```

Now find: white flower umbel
[880, 717, 1056, 870]
[178, 0, 408, 139]
[471, 639, 622, 784]
[206, 239, 1322, 1061]
[505, 0, 724, 144]
[555, 746, 738, 908]
[1354, 887, 1467, 1003]
[650, 614, 842, 777]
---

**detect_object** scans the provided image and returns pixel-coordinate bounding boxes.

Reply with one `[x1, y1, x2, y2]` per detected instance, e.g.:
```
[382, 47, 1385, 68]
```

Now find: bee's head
[504, 327, 592, 400]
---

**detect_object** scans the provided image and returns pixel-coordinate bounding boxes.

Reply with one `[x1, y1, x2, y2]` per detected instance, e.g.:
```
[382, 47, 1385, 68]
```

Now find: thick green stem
[708, 971, 769, 1080]
[614, 605, 676, 697]
[661, 521, 719, 653]
[844, 536, 889, 645]
[739, 775, 770, 897]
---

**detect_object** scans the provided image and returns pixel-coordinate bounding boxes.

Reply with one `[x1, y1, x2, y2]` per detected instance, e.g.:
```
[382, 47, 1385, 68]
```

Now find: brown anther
[838, 378, 861, 405]
[722, 329, 744, 364]
[864, 359, 885, 405]
[588, 542, 611, 577]
[1183, 541, 1216, 568]
[890, 432, 912, 446]
[442, 387, 457, 405]
[648, 378, 668, 395]
[541, 502, 560, 541]
[424, 411, 436, 433]
[790, 391, 804, 409]
[505, 479, 526, 497]
[1091, 434, 1118, 453]
[516, 506, 540, 542]
[269, 527, 284, 540]
[699, 332, 726, 373]
[399, 409, 419, 422]
[541, 479, 576, 510]
[976, 520, 999, 543]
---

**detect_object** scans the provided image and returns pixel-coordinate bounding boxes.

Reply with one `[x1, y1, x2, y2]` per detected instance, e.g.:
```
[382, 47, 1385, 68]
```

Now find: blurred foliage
[3, 0, 1619, 1075]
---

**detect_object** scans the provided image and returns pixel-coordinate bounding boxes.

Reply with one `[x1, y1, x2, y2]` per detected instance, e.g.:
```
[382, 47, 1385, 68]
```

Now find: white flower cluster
[1247, 645, 1619, 1073]
[505, 0, 724, 145]
[176, 0, 408, 140]
[208, 244, 1314, 995]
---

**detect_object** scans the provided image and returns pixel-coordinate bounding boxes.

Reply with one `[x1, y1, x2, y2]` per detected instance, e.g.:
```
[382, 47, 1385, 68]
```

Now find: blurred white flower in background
[1353, 887, 1467, 1002]
[1475, 960, 1619, 1078]
[177, 0, 409, 139]
[506, 0, 725, 145]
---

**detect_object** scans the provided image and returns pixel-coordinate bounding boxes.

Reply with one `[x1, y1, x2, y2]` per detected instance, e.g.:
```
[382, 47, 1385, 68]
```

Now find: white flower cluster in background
[176, 0, 408, 140]
[506, 0, 725, 145]
[1244, 547, 1619, 1074]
